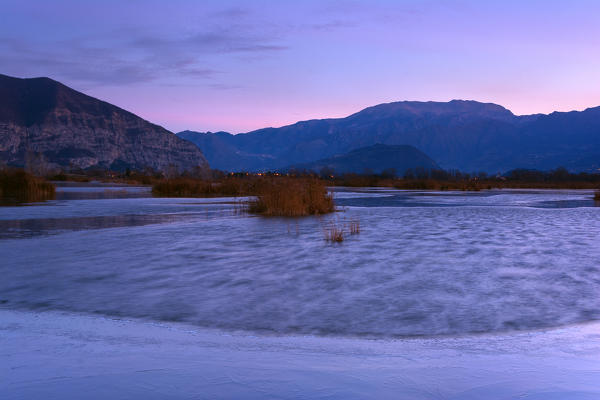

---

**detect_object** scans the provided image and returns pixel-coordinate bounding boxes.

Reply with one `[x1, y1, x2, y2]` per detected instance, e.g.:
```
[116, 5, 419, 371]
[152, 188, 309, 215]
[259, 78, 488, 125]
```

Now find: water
[1, 185, 599, 338]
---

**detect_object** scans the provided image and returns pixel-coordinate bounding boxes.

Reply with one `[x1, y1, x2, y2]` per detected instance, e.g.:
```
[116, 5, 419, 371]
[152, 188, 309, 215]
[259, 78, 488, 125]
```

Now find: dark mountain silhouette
[179, 100, 600, 173]
[288, 144, 439, 175]
[177, 130, 272, 172]
[0, 74, 209, 172]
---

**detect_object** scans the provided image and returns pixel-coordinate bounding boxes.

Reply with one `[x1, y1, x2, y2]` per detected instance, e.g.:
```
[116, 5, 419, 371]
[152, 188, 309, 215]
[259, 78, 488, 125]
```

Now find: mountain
[0, 74, 209, 173]
[177, 130, 271, 172]
[288, 144, 439, 175]
[178, 100, 600, 173]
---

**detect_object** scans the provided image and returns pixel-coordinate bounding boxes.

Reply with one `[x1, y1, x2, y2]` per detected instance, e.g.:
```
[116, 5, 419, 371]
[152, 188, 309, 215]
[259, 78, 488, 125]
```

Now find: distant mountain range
[0, 74, 208, 173]
[179, 100, 600, 173]
[3, 72, 599, 175]
[289, 144, 439, 175]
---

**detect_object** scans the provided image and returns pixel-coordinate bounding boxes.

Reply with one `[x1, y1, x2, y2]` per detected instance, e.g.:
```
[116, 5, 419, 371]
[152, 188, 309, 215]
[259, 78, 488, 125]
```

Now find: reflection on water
[1, 186, 600, 338]
[0, 214, 192, 239]
[0, 182, 151, 206]
[54, 183, 152, 200]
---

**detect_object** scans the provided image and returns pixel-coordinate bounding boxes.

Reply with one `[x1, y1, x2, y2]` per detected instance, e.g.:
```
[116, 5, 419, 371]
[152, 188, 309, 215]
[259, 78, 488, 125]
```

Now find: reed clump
[249, 177, 334, 217]
[322, 217, 361, 243]
[0, 169, 55, 204]
[324, 225, 345, 242]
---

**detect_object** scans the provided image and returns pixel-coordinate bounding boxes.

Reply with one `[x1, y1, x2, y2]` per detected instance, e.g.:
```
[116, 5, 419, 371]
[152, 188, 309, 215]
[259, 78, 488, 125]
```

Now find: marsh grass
[0, 169, 55, 204]
[349, 219, 360, 234]
[152, 177, 254, 197]
[322, 217, 361, 243]
[154, 176, 335, 216]
[249, 177, 334, 217]
[324, 225, 345, 242]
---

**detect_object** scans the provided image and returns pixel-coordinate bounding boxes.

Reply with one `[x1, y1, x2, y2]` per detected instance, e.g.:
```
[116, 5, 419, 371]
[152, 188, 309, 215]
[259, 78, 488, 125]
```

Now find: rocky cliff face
[0, 74, 209, 173]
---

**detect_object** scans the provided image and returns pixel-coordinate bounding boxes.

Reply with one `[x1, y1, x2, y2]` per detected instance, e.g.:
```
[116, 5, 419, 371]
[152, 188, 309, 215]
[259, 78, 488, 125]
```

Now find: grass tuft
[322, 217, 361, 243]
[324, 225, 345, 242]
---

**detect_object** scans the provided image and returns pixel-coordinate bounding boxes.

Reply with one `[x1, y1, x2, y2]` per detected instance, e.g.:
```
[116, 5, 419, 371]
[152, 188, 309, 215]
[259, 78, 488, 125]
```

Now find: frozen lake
[1, 184, 600, 398]
[2, 308, 600, 400]
[1, 185, 600, 338]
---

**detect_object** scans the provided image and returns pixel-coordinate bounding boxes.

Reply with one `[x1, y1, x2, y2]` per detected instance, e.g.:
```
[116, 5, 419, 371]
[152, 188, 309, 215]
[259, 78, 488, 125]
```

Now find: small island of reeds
[248, 177, 334, 217]
[152, 174, 335, 217]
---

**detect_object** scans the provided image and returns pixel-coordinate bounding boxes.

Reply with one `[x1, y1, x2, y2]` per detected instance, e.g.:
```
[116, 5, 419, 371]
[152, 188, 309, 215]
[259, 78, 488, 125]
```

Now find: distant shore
[3, 167, 600, 208]
[45, 170, 600, 191]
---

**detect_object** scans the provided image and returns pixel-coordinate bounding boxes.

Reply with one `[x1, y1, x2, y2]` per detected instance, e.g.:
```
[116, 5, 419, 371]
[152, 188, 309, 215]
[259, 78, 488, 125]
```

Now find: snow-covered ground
[1, 309, 599, 400]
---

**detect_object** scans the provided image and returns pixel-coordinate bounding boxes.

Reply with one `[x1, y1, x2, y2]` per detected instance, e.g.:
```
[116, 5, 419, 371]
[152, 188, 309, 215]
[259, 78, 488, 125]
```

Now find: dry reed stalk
[348, 219, 360, 234]
[324, 225, 345, 242]
[0, 169, 55, 204]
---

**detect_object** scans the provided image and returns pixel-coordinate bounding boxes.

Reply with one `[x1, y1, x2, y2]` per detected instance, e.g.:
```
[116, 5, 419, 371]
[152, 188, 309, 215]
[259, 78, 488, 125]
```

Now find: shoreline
[2, 309, 599, 399]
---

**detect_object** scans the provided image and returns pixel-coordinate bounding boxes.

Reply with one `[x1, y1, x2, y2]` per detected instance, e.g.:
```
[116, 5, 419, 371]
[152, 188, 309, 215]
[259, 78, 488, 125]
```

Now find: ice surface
[2, 186, 600, 398]
[1, 309, 599, 399]
[1, 188, 599, 337]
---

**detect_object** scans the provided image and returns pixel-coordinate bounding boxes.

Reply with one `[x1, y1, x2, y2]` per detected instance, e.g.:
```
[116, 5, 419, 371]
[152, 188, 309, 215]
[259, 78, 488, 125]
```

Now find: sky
[2, 0, 600, 133]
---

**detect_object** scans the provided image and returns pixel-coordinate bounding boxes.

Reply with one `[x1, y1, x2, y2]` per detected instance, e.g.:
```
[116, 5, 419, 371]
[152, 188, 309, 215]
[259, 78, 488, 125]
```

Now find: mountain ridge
[178, 100, 600, 173]
[0, 73, 209, 173]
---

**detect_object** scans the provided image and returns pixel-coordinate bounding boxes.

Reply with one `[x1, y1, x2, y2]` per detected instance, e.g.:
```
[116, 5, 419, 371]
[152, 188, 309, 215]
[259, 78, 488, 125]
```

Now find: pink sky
[3, 0, 600, 133]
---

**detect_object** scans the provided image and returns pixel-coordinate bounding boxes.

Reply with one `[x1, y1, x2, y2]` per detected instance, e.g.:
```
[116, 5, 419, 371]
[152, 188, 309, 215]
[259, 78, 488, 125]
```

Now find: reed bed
[152, 177, 255, 197]
[594, 190, 600, 201]
[249, 177, 334, 217]
[153, 175, 335, 217]
[0, 169, 55, 204]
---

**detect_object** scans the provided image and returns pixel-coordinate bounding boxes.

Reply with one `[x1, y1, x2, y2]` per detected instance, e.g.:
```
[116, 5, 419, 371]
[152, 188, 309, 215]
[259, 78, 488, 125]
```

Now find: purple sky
[2, 0, 600, 133]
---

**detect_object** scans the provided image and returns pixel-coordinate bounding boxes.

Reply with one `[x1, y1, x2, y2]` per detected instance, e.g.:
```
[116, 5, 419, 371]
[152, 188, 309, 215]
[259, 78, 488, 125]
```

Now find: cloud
[0, 1, 369, 88]
[308, 20, 359, 31]
[0, 6, 289, 88]
[206, 82, 244, 90]
[209, 6, 251, 19]
[134, 29, 289, 56]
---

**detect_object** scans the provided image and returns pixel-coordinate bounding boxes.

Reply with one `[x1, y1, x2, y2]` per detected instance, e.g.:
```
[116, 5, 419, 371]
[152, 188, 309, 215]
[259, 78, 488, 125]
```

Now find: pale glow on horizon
[3, 0, 600, 133]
